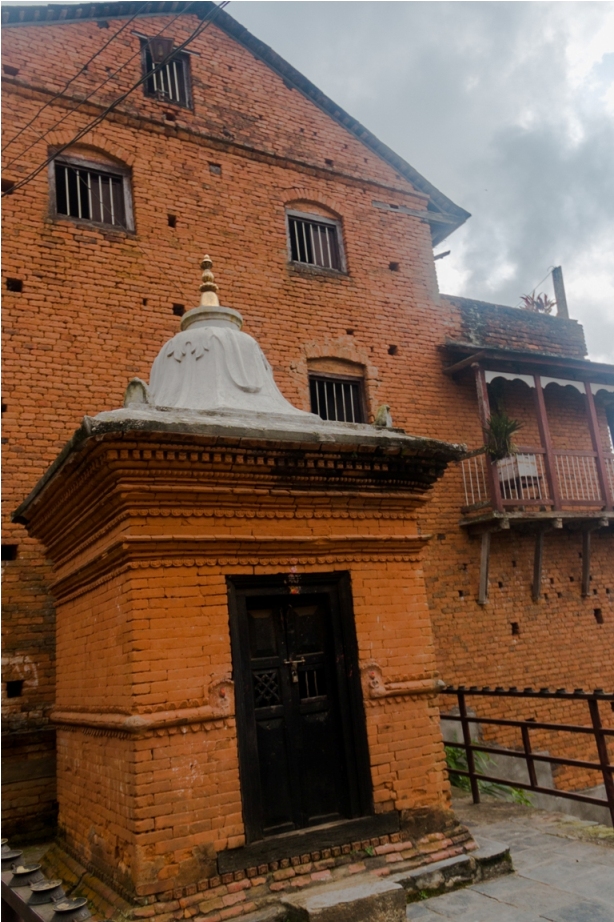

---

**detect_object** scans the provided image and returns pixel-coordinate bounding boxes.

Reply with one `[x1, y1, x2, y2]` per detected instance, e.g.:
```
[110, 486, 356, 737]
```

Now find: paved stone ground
[407, 797, 614, 922]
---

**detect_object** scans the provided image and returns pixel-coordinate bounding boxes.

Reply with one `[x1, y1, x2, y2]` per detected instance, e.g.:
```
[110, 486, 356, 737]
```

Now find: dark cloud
[230, 2, 614, 360]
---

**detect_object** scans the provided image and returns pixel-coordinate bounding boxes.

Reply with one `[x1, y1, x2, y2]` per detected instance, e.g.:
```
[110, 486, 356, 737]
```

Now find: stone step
[390, 836, 511, 902]
[281, 874, 407, 922]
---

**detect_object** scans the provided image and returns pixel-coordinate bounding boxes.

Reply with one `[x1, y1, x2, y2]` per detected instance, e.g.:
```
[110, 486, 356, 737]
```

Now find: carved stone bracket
[361, 662, 443, 700]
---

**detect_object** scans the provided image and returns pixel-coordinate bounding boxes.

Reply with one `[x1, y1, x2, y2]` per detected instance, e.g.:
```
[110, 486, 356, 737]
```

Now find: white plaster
[541, 376, 586, 394]
[146, 303, 314, 417]
[591, 382, 614, 395]
[485, 370, 535, 388]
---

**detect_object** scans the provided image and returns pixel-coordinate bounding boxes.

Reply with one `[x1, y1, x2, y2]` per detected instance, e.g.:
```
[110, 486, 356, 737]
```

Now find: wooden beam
[532, 530, 545, 602]
[533, 374, 562, 510]
[584, 383, 613, 510]
[443, 351, 487, 376]
[582, 529, 591, 599]
[478, 530, 491, 605]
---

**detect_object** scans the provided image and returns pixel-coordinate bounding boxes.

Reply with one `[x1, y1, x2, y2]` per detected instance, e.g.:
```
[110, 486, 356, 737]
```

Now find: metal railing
[461, 454, 489, 507]
[497, 452, 549, 503]
[555, 451, 602, 503]
[441, 686, 614, 827]
[461, 450, 614, 510]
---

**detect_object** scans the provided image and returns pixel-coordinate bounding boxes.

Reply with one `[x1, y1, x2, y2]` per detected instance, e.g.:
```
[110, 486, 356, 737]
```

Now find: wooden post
[472, 363, 503, 512]
[552, 266, 569, 319]
[533, 375, 561, 510]
[478, 531, 491, 605]
[532, 529, 545, 602]
[584, 383, 613, 510]
[582, 529, 591, 599]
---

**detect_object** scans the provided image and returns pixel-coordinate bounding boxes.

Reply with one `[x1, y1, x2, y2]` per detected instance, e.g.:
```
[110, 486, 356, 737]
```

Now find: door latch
[284, 657, 306, 683]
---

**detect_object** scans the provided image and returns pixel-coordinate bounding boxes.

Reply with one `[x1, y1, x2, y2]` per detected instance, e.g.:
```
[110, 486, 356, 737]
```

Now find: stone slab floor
[408, 796, 614, 922]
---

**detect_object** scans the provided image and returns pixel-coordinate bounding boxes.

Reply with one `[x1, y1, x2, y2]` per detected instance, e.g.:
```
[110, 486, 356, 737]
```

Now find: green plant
[445, 745, 532, 805]
[483, 410, 523, 462]
[520, 291, 556, 314]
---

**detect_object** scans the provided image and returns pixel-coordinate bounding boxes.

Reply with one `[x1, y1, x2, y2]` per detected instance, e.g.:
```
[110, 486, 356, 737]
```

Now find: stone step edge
[390, 836, 512, 902]
[182, 839, 513, 922]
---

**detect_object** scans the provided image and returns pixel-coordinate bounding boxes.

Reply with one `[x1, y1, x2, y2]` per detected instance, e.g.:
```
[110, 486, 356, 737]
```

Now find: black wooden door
[229, 575, 372, 843]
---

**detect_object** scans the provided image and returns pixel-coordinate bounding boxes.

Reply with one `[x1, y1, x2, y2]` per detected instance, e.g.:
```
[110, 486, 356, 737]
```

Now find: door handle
[284, 657, 306, 683]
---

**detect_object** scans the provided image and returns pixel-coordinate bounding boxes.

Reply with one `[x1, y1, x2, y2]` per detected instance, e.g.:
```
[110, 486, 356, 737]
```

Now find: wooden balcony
[461, 447, 614, 521]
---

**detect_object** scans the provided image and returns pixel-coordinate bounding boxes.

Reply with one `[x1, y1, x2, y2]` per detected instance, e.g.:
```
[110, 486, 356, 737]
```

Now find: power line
[2, 1, 229, 199]
[2, 8, 185, 173]
[2, 9, 142, 154]
[516, 266, 555, 308]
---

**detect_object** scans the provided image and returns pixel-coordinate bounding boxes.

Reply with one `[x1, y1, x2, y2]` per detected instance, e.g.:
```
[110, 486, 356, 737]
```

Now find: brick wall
[444, 295, 588, 357]
[2, 8, 612, 846]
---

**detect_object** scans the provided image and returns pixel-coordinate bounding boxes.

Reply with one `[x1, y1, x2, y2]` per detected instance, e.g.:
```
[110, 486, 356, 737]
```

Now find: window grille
[143, 42, 191, 108]
[288, 215, 342, 271]
[309, 375, 365, 423]
[55, 162, 127, 228]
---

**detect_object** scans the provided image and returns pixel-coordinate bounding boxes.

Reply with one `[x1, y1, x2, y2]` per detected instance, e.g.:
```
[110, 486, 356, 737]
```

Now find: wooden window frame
[309, 372, 367, 424]
[140, 39, 193, 110]
[49, 153, 135, 233]
[286, 209, 347, 274]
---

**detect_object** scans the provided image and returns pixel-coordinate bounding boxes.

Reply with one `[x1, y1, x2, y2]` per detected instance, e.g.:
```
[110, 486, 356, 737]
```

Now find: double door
[229, 575, 371, 842]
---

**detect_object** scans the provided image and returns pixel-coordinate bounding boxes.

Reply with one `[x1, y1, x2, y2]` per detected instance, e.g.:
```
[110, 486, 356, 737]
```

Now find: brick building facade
[2, 0, 613, 901]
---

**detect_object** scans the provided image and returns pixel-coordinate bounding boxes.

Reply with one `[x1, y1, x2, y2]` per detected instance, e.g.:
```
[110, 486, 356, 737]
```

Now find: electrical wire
[2, 1, 229, 198]
[2, 7, 187, 173]
[2, 9, 142, 154]
[516, 266, 555, 306]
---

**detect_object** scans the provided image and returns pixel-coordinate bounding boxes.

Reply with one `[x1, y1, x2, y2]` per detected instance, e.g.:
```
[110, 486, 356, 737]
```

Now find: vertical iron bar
[521, 723, 538, 789]
[64, 166, 70, 215]
[76, 169, 82, 218]
[587, 698, 614, 827]
[109, 177, 115, 225]
[325, 225, 333, 268]
[458, 691, 480, 804]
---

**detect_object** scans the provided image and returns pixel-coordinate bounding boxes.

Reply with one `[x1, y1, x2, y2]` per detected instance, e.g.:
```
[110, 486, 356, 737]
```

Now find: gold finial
[199, 255, 219, 307]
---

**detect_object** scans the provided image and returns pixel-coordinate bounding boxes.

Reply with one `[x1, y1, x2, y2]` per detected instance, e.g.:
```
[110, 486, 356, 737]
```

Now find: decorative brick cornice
[50, 533, 428, 601]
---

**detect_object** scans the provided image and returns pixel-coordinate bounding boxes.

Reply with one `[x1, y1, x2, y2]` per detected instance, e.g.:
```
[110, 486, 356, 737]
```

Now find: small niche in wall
[172, 304, 185, 317]
[6, 680, 23, 698]
[511, 622, 520, 636]
[167, 214, 177, 228]
[594, 609, 604, 625]
[6, 278, 23, 292]
[1, 544, 18, 561]
[388, 345, 398, 356]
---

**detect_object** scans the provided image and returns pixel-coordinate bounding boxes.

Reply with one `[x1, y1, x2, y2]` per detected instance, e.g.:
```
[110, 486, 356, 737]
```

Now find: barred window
[143, 39, 191, 108]
[54, 160, 131, 229]
[309, 375, 365, 423]
[288, 212, 343, 271]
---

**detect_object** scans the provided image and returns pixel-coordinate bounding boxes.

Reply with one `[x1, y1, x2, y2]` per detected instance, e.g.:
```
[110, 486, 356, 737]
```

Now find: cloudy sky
[230, 1, 614, 363]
